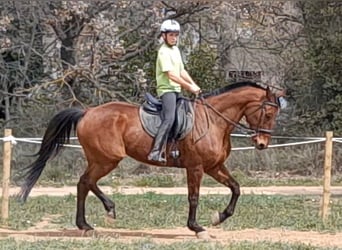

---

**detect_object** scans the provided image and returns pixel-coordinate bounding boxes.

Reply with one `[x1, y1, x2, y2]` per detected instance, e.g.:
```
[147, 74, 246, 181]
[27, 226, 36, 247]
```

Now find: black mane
[202, 81, 266, 98]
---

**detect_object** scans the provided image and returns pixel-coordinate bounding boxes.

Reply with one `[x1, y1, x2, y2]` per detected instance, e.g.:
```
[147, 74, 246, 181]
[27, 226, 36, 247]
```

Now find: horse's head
[244, 87, 285, 150]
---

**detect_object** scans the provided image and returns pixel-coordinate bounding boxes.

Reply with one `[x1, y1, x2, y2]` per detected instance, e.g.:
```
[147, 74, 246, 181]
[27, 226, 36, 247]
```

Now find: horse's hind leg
[205, 164, 240, 226]
[76, 160, 120, 231]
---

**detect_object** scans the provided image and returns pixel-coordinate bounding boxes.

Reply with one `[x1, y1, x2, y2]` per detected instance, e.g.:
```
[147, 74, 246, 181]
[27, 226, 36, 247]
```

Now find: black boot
[148, 123, 170, 163]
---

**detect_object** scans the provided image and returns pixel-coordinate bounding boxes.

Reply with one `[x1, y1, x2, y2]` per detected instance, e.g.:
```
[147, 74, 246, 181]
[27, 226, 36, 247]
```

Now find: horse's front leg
[205, 164, 240, 225]
[186, 166, 209, 239]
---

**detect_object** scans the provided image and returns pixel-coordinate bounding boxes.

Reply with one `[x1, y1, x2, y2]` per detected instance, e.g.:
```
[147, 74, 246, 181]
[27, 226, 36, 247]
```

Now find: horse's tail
[19, 107, 85, 202]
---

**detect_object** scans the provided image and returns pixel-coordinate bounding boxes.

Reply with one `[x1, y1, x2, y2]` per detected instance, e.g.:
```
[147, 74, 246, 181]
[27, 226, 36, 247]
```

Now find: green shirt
[156, 43, 184, 97]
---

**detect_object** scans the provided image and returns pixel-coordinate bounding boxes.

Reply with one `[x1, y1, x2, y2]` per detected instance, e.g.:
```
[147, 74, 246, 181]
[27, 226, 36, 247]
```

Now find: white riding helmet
[160, 19, 180, 33]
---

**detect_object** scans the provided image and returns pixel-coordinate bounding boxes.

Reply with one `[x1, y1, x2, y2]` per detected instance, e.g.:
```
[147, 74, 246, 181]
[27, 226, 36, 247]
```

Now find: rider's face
[162, 32, 179, 46]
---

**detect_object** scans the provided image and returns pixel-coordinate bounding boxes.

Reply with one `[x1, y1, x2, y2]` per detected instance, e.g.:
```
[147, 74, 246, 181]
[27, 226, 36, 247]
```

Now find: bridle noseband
[199, 97, 279, 136]
[246, 101, 279, 135]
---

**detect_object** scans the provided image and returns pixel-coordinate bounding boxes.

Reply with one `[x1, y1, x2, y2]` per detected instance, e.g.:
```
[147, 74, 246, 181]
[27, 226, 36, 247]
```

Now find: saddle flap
[139, 97, 195, 140]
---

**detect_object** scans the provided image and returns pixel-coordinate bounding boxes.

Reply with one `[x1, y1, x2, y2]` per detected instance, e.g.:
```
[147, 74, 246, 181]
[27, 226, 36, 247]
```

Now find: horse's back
[91, 101, 138, 112]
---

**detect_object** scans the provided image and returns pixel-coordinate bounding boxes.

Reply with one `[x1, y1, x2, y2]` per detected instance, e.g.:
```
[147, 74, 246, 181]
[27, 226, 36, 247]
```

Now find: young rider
[147, 19, 201, 163]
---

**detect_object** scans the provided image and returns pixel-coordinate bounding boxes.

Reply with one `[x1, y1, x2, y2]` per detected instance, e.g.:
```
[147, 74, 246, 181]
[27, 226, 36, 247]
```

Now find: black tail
[19, 108, 85, 201]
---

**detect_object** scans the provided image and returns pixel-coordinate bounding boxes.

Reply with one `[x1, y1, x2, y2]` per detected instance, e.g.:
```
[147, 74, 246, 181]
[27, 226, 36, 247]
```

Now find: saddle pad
[139, 100, 195, 140]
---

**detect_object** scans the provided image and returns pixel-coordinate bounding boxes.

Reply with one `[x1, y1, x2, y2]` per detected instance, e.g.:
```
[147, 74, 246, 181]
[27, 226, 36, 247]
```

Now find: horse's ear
[277, 89, 286, 97]
[266, 86, 273, 99]
[266, 86, 286, 99]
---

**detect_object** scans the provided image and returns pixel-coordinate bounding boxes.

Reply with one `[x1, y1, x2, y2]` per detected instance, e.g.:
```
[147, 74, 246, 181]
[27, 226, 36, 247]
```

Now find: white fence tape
[333, 138, 342, 144]
[0, 134, 330, 150]
[232, 138, 326, 151]
[1, 136, 17, 145]
[232, 134, 326, 140]
[2, 137, 78, 141]
[0, 137, 81, 148]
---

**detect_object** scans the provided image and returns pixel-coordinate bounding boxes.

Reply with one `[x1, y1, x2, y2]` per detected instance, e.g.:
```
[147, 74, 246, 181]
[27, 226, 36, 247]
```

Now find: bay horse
[19, 81, 283, 238]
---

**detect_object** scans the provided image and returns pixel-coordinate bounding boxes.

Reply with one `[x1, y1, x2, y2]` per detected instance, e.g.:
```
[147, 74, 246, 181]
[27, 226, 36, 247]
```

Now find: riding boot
[148, 123, 170, 163]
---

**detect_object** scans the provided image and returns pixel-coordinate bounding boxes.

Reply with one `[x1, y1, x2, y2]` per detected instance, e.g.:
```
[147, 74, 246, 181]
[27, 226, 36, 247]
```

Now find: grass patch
[5, 194, 342, 233]
[33, 172, 330, 189]
[201, 170, 324, 187]
[100, 170, 328, 189]
[133, 174, 178, 187]
[0, 238, 339, 250]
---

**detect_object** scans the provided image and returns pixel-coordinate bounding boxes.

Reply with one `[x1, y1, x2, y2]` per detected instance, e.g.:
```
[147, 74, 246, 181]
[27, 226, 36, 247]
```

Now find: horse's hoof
[196, 230, 211, 240]
[77, 223, 94, 232]
[211, 211, 221, 226]
[107, 209, 116, 219]
[105, 214, 116, 225]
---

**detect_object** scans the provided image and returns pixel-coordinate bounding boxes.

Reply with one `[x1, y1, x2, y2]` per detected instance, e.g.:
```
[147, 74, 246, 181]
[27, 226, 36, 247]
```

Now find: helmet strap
[162, 32, 177, 47]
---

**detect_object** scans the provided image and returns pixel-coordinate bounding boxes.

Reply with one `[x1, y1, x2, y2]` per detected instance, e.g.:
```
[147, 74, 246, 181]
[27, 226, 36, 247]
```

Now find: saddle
[139, 93, 195, 140]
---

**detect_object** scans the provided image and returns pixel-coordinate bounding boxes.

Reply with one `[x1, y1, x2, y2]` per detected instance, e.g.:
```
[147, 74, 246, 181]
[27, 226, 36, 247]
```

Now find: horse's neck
[205, 90, 261, 131]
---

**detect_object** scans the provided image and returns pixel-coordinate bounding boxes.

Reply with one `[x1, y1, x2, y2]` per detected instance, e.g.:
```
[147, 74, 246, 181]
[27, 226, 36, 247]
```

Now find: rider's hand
[190, 85, 201, 95]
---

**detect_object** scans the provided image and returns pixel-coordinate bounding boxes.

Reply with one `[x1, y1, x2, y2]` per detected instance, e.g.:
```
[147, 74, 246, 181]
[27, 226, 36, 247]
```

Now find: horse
[19, 81, 284, 239]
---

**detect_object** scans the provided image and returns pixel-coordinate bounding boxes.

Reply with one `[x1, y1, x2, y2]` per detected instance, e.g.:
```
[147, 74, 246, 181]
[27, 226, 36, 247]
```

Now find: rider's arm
[180, 69, 200, 89]
[166, 71, 198, 93]
[158, 48, 200, 94]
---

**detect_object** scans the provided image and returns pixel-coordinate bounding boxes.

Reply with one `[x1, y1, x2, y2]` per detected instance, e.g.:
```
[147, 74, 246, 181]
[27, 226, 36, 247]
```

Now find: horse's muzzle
[255, 142, 267, 150]
[251, 134, 269, 150]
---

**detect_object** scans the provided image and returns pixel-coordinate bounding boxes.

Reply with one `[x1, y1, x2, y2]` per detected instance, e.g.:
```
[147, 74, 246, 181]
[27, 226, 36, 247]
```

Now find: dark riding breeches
[148, 92, 179, 161]
[160, 92, 179, 132]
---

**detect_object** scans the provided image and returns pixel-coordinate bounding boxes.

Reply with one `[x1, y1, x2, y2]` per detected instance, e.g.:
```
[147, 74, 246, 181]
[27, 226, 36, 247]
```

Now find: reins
[195, 96, 278, 136]
[192, 98, 210, 144]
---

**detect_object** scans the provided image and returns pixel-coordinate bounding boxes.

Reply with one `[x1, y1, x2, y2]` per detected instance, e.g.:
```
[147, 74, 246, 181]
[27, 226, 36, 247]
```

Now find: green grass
[95, 167, 342, 188]
[133, 174, 178, 187]
[97, 171, 328, 189]
[201, 171, 325, 187]
[4, 194, 342, 233]
[0, 238, 339, 250]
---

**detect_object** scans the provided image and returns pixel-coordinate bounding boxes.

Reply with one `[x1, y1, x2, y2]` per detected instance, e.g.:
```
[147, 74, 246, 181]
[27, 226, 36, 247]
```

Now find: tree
[301, 1, 342, 134]
[0, 0, 210, 135]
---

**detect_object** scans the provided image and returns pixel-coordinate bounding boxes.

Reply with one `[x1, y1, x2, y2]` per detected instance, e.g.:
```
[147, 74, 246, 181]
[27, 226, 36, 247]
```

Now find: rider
[147, 19, 201, 163]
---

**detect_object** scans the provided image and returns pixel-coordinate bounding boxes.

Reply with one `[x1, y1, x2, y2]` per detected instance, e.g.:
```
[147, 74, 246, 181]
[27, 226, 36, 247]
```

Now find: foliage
[1, 0, 340, 137]
[185, 44, 224, 92]
[286, 1, 342, 135]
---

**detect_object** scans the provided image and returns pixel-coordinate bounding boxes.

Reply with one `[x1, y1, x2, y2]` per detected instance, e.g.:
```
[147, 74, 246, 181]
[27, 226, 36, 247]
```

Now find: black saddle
[142, 92, 162, 113]
[139, 93, 194, 140]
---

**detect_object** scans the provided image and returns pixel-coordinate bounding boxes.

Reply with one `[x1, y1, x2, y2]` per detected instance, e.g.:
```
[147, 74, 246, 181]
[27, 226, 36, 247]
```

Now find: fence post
[1, 128, 12, 223]
[320, 131, 333, 222]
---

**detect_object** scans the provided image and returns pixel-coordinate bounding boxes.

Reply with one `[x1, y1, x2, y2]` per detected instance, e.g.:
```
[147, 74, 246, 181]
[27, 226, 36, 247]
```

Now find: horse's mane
[202, 81, 266, 98]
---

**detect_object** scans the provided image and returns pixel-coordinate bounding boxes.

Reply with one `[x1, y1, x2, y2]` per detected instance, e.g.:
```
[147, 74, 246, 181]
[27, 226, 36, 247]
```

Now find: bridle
[198, 97, 279, 136]
[244, 100, 279, 135]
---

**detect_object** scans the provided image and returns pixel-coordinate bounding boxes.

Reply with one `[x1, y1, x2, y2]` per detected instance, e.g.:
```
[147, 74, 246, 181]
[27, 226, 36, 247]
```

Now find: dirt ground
[4, 185, 342, 197]
[1, 186, 342, 248]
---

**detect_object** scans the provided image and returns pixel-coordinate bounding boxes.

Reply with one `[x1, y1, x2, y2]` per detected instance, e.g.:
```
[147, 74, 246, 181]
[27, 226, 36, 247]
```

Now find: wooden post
[320, 131, 333, 222]
[1, 129, 12, 222]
